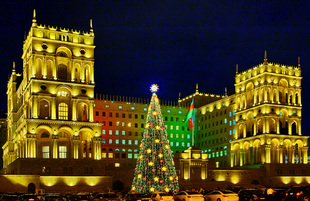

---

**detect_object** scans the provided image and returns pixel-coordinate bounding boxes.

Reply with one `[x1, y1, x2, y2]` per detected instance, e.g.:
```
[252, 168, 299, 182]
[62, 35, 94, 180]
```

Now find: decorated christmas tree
[131, 84, 179, 193]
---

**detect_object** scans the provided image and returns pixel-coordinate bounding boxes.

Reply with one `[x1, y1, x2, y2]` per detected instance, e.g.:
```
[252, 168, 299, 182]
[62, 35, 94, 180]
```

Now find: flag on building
[185, 99, 195, 129]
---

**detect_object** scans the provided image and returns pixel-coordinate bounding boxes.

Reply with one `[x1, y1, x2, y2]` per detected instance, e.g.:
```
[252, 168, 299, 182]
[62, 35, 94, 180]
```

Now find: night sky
[1, 1, 310, 134]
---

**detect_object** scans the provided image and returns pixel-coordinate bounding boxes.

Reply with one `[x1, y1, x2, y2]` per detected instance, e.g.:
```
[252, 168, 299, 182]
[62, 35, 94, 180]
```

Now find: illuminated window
[102, 139, 106, 144]
[216, 152, 219, 157]
[170, 125, 173, 130]
[122, 122, 125, 127]
[229, 112, 232, 117]
[42, 146, 49, 158]
[187, 143, 190, 147]
[170, 134, 173, 138]
[58, 103, 68, 120]
[224, 150, 227, 155]
[128, 140, 132, 145]
[102, 130, 106, 135]
[116, 140, 119, 144]
[109, 139, 112, 144]
[233, 120, 235, 125]
[109, 130, 112, 135]
[176, 134, 179, 138]
[233, 129, 235, 134]
[229, 130, 232, 135]
[187, 134, 190, 139]
[224, 118, 227, 123]
[182, 134, 184, 139]
[122, 131, 125, 135]
[116, 122, 119, 126]
[134, 153, 139, 159]
[176, 126, 179, 130]
[170, 142, 173, 146]
[115, 163, 120, 167]
[115, 130, 119, 135]
[182, 142, 185, 147]
[128, 153, 133, 159]
[102, 153, 107, 158]
[122, 140, 125, 145]
[59, 146, 67, 158]
[135, 140, 138, 145]
[128, 123, 132, 127]
[176, 142, 179, 147]
[233, 111, 235, 116]
[212, 153, 215, 158]
[220, 151, 223, 156]
[229, 121, 232, 126]
[108, 153, 113, 158]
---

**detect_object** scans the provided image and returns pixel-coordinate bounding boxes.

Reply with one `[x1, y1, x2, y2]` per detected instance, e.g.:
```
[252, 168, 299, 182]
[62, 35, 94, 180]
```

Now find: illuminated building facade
[180, 52, 308, 168]
[2, 11, 310, 192]
[2, 11, 103, 172]
[93, 95, 193, 168]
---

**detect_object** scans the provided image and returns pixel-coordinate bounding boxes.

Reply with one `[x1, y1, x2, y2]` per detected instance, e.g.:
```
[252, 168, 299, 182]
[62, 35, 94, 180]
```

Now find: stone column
[278, 145, 283, 164]
[276, 118, 280, 134]
[89, 100, 94, 122]
[33, 96, 38, 118]
[72, 136, 80, 159]
[291, 146, 295, 164]
[72, 99, 77, 121]
[92, 136, 102, 160]
[298, 119, 302, 135]
[264, 145, 271, 163]
[302, 147, 308, 164]
[240, 149, 245, 166]
[243, 125, 246, 138]
[253, 121, 257, 136]
[52, 135, 59, 159]
[51, 97, 56, 120]
[231, 151, 235, 167]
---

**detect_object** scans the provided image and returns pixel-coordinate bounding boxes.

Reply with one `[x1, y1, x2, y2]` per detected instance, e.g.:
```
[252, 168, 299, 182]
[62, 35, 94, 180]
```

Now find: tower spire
[90, 19, 94, 36]
[264, 50, 267, 64]
[178, 92, 181, 100]
[12, 62, 16, 73]
[32, 9, 37, 27]
[196, 83, 199, 93]
[225, 87, 227, 96]
[298, 56, 301, 69]
[236, 64, 238, 74]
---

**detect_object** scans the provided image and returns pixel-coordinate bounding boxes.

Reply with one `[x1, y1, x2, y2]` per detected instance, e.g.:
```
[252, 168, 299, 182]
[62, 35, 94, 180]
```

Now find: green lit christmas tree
[131, 84, 179, 193]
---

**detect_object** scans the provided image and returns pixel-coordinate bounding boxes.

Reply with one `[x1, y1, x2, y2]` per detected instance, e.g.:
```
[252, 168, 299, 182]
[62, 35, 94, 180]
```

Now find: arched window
[57, 64, 67, 80]
[292, 122, 297, 135]
[295, 93, 298, 104]
[58, 103, 68, 120]
[41, 132, 50, 138]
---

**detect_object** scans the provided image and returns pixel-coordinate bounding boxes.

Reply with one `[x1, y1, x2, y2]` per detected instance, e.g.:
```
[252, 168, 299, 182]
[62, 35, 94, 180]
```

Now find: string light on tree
[131, 84, 179, 193]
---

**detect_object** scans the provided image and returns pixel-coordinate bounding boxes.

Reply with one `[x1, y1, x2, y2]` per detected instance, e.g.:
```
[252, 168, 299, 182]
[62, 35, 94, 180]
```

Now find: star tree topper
[150, 84, 159, 93]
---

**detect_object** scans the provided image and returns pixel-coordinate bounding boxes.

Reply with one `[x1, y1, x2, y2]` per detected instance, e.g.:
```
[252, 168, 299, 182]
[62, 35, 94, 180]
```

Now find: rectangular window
[170, 142, 174, 146]
[116, 139, 119, 144]
[176, 142, 179, 147]
[108, 153, 113, 158]
[102, 153, 107, 158]
[102, 139, 106, 144]
[187, 134, 190, 139]
[116, 122, 119, 126]
[42, 146, 49, 158]
[122, 113, 125, 118]
[141, 115, 144, 119]
[129, 131, 132, 136]
[116, 113, 119, 118]
[58, 103, 68, 120]
[122, 140, 125, 145]
[176, 134, 179, 138]
[109, 121, 112, 126]
[122, 122, 125, 127]
[182, 134, 184, 138]
[187, 142, 190, 147]
[129, 114, 132, 118]
[128, 123, 132, 127]
[59, 146, 67, 159]
[229, 121, 232, 126]
[224, 118, 227, 123]
[171, 117, 173, 121]
[128, 153, 133, 159]
[170, 125, 173, 130]
[135, 123, 138, 128]
[170, 134, 173, 138]
[176, 126, 179, 130]
[109, 112, 112, 117]
[176, 117, 179, 122]
[122, 131, 125, 135]
[109, 139, 112, 144]
[135, 140, 138, 145]
[96, 111, 99, 116]
[134, 153, 138, 159]
[141, 124, 144, 128]
[102, 112, 106, 117]
[115, 163, 120, 167]
[135, 114, 138, 119]
[128, 140, 132, 145]
[182, 142, 185, 147]
[109, 130, 112, 135]
[115, 130, 119, 135]
[233, 120, 235, 125]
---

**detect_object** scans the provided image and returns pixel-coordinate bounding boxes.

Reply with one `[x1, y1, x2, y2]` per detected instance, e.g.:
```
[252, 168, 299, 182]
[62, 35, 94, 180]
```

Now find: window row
[102, 130, 143, 136]
[170, 142, 191, 147]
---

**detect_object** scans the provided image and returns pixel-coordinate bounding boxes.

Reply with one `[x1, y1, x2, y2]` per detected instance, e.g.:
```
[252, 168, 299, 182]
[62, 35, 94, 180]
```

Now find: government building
[1, 11, 310, 193]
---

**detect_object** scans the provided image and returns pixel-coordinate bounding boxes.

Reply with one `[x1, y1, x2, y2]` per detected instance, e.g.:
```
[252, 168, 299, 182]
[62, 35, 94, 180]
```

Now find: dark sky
[1, 1, 310, 134]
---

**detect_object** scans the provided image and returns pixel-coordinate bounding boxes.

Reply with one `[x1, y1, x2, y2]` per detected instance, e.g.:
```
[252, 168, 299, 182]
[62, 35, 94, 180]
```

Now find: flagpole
[192, 127, 194, 147]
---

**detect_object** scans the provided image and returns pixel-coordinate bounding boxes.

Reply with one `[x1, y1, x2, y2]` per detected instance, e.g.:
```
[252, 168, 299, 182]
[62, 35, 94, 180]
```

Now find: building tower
[230, 51, 308, 167]
[3, 10, 102, 172]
